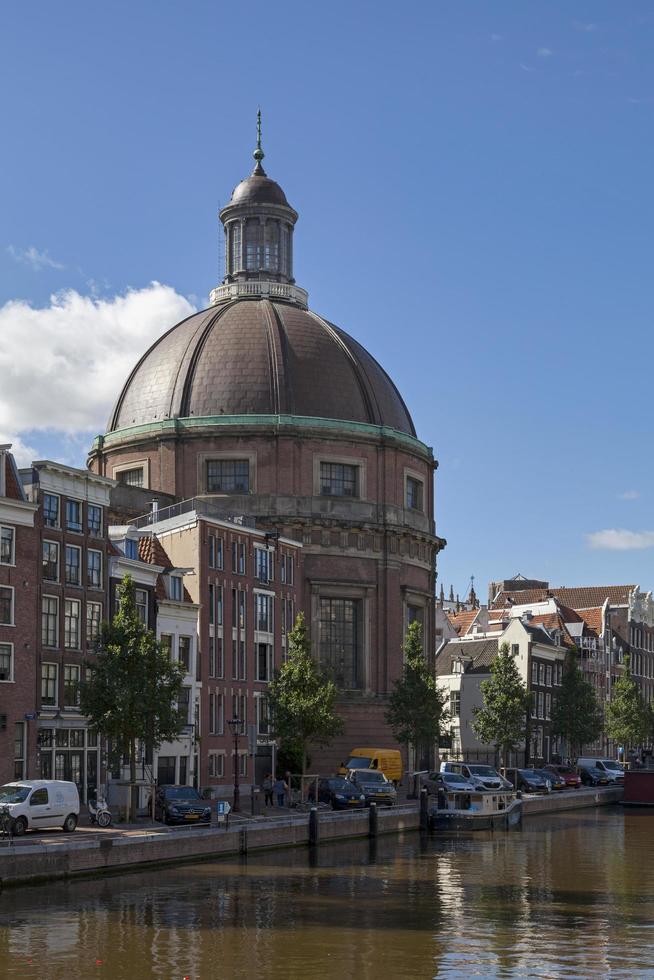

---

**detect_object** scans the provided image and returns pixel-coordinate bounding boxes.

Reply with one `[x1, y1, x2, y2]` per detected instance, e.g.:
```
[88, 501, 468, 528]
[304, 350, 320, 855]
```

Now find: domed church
[89, 118, 445, 770]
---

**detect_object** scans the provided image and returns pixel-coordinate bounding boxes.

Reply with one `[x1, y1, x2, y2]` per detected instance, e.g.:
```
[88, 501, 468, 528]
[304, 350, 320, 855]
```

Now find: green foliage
[606, 654, 651, 750]
[550, 649, 603, 762]
[80, 576, 186, 798]
[472, 642, 529, 768]
[385, 621, 448, 758]
[267, 613, 343, 774]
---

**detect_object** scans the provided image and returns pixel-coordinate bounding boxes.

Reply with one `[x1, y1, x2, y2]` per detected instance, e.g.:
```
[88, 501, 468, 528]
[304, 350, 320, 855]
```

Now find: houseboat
[430, 788, 522, 831]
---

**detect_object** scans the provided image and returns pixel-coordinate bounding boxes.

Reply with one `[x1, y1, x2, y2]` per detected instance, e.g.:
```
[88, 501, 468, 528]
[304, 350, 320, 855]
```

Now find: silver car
[422, 771, 477, 795]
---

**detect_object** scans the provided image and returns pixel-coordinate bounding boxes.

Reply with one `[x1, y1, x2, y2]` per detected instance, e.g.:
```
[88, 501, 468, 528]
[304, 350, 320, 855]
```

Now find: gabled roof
[138, 534, 174, 571]
[492, 585, 635, 610]
[577, 607, 604, 634]
[525, 613, 576, 648]
[435, 638, 498, 676]
[446, 608, 480, 637]
[3, 452, 25, 501]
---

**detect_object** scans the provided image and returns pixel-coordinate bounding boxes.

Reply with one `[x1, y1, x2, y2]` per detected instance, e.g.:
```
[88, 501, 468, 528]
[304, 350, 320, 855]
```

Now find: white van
[0, 780, 80, 836]
[576, 758, 625, 783]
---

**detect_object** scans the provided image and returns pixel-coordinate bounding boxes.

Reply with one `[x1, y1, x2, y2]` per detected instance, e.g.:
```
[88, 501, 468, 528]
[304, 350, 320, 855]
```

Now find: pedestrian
[262, 773, 274, 807]
[273, 775, 288, 807]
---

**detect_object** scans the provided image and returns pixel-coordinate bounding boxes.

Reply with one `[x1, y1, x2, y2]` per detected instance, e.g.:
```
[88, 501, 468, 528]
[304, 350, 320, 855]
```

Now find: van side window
[30, 788, 48, 805]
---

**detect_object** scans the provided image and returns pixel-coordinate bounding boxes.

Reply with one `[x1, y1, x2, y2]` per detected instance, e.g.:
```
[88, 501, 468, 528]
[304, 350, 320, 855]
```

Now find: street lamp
[227, 716, 241, 812]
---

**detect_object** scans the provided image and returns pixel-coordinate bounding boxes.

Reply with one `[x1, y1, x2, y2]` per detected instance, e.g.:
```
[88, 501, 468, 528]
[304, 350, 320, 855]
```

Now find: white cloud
[587, 529, 654, 551]
[573, 21, 598, 33]
[537, 47, 553, 58]
[0, 432, 38, 468]
[0, 284, 196, 449]
[519, 63, 534, 72]
[618, 490, 640, 500]
[7, 245, 65, 271]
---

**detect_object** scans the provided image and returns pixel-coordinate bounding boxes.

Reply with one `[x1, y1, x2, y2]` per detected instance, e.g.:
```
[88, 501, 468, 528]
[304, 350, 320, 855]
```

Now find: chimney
[521, 610, 533, 623]
[150, 499, 159, 516]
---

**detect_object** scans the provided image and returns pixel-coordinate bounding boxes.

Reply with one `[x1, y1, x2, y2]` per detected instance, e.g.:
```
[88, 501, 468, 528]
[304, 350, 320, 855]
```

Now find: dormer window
[169, 576, 183, 602]
[123, 539, 138, 561]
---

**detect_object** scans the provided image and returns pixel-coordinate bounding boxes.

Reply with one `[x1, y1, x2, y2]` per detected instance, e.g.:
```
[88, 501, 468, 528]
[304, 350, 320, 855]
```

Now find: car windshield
[603, 761, 622, 771]
[558, 767, 574, 775]
[468, 766, 498, 776]
[0, 785, 31, 804]
[443, 773, 469, 784]
[345, 758, 371, 769]
[164, 787, 201, 800]
[329, 779, 353, 791]
[355, 771, 385, 783]
[520, 770, 539, 777]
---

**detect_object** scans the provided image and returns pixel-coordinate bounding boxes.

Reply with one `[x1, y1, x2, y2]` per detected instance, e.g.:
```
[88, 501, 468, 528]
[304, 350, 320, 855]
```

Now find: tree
[606, 653, 651, 753]
[472, 642, 529, 770]
[267, 613, 343, 776]
[80, 576, 186, 821]
[385, 621, 448, 769]
[550, 649, 603, 763]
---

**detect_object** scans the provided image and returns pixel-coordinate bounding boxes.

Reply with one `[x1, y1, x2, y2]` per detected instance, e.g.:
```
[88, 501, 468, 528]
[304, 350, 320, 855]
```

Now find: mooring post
[368, 801, 378, 838]
[239, 827, 248, 855]
[420, 787, 429, 832]
[309, 806, 319, 846]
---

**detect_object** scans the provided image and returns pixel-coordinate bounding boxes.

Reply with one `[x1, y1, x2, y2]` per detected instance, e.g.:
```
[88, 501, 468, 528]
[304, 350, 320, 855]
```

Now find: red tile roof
[138, 534, 174, 570]
[577, 607, 604, 634]
[527, 613, 576, 648]
[446, 609, 479, 636]
[492, 585, 635, 610]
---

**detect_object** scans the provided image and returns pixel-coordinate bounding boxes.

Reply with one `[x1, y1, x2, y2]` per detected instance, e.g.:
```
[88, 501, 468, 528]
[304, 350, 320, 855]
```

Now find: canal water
[0, 807, 652, 979]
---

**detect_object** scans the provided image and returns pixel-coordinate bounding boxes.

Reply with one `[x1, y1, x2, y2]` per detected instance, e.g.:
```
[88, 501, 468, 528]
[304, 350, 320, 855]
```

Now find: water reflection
[0, 807, 652, 978]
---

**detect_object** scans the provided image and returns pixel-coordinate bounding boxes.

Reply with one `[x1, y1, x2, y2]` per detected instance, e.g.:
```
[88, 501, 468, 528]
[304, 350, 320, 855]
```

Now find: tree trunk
[129, 737, 137, 824]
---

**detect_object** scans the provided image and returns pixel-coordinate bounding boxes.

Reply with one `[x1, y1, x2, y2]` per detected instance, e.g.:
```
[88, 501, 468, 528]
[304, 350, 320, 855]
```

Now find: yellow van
[340, 748, 403, 785]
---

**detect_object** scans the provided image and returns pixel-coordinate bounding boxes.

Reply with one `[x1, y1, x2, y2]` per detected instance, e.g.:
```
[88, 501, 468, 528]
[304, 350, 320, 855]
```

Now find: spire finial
[253, 108, 265, 173]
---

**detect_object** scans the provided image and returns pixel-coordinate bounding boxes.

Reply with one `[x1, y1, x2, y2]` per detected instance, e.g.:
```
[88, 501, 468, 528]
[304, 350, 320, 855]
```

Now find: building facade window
[449, 690, 461, 717]
[87, 602, 102, 644]
[65, 545, 81, 586]
[531, 661, 538, 684]
[319, 462, 358, 497]
[0, 643, 13, 681]
[64, 664, 81, 707]
[88, 504, 102, 536]
[511, 644, 520, 659]
[178, 636, 191, 672]
[43, 493, 59, 528]
[0, 526, 15, 565]
[123, 539, 138, 560]
[405, 476, 423, 512]
[169, 576, 183, 601]
[232, 541, 246, 574]
[87, 550, 102, 589]
[318, 598, 362, 690]
[257, 695, 271, 735]
[135, 589, 148, 625]
[42, 596, 58, 647]
[216, 585, 223, 626]
[256, 642, 273, 681]
[178, 687, 191, 725]
[64, 599, 81, 649]
[207, 459, 249, 494]
[41, 663, 58, 706]
[255, 594, 273, 633]
[255, 547, 273, 583]
[14, 722, 25, 780]
[0, 586, 14, 626]
[209, 752, 225, 778]
[66, 499, 82, 533]
[117, 467, 144, 488]
[43, 541, 59, 582]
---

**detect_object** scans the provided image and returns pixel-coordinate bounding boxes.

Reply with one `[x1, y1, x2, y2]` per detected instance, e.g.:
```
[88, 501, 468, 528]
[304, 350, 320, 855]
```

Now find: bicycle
[0, 805, 15, 842]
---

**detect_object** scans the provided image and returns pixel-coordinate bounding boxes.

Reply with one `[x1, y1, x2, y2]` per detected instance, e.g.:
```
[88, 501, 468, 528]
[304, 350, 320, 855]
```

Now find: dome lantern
[211, 112, 304, 306]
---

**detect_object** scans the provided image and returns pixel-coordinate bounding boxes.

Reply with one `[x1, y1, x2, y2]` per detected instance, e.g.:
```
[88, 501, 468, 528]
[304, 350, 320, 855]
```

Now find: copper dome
[107, 299, 415, 436]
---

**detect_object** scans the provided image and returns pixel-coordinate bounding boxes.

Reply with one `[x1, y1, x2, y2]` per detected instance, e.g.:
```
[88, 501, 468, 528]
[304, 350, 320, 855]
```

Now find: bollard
[368, 801, 378, 838]
[420, 787, 429, 832]
[239, 827, 248, 855]
[309, 806, 319, 847]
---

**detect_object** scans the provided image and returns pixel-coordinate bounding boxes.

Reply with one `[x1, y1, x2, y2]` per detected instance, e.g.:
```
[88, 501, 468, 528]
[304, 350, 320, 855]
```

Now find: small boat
[429, 788, 522, 832]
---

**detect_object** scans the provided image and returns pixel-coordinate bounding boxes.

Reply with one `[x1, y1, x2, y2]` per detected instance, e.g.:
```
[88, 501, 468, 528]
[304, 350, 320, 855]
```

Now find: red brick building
[88, 136, 445, 773]
[0, 446, 38, 783]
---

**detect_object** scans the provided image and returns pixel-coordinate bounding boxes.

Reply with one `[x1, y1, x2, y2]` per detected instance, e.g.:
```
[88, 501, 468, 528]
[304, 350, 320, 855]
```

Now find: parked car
[504, 768, 551, 794]
[543, 764, 581, 789]
[533, 768, 565, 791]
[348, 770, 397, 807]
[154, 785, 212, 825]
[577, 758, 625, 783]
[0, 780, 79, 836]
[422, 771, 477, 796]
[578, 766, 609, 787]
[316, 777, 366, 810]
[440, 762, 511, 791]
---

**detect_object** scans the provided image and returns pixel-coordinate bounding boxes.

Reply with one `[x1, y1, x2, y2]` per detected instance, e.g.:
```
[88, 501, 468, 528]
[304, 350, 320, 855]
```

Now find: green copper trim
[91, 414, 434, 458]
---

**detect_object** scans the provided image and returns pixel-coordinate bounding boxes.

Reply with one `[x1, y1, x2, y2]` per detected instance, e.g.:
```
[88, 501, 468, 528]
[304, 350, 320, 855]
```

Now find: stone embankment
[0, 786, 622, 889]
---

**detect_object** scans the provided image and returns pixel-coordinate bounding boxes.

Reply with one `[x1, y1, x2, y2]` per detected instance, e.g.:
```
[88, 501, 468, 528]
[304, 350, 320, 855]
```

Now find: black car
[505, 768, 550, 794]
[578, 766, 609, 787]
[154, 785, 212, 825]
[316, 777, 366, 810]
[348, 770, 397, 807]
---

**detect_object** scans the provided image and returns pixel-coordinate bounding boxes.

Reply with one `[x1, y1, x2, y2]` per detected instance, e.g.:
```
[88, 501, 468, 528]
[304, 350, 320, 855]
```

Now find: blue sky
[1, 1, 653, 599]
